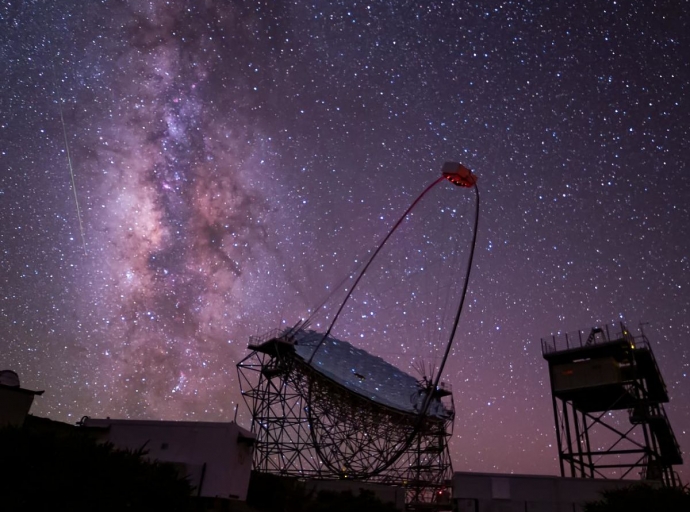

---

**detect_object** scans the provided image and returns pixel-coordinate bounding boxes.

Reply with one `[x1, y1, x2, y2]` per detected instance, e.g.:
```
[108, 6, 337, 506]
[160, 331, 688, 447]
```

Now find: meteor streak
[56, 88, 87, 255]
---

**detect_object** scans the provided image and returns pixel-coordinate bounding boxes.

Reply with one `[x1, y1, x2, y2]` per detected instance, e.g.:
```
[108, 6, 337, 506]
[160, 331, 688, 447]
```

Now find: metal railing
[541, 322, 638, 355]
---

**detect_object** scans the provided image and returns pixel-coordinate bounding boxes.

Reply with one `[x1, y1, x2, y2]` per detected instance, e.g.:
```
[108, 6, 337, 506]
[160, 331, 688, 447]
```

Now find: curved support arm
[424, 182, 480, 413]
[307, 175, 446, 364]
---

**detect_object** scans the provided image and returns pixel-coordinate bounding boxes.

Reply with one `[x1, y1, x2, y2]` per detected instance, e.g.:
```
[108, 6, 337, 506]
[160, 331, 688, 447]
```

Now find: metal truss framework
[543, 323, 683, 487]
[552, 393, 681, 486]
[237, 335, 454, 507]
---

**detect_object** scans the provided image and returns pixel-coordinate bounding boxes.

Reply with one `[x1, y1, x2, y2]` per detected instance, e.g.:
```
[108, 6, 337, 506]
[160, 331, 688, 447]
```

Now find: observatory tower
[542, 322, 682, 487]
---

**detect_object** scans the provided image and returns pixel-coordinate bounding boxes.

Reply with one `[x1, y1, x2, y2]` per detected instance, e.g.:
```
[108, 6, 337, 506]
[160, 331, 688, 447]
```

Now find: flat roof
[0, 383, 44, 395]
[453, 470, 635, 481]
[81, 418, 254, 436]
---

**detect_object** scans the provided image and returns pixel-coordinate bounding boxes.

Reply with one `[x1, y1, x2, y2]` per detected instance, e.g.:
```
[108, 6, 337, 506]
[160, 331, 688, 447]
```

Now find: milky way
[1, 1, 688, 480]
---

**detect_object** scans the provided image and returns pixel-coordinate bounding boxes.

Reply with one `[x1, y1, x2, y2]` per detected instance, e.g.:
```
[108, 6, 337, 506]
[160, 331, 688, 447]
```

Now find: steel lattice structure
[237, 164, 480, 509]
[237, 330, 455, 506]
[542, 323, 683, 487]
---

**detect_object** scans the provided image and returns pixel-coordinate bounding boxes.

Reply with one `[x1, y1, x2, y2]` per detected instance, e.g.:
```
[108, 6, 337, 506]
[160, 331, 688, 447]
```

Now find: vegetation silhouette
[1, 419, 194, 511]
[247, 471, 399, 512]
[584, 483, 690, 512]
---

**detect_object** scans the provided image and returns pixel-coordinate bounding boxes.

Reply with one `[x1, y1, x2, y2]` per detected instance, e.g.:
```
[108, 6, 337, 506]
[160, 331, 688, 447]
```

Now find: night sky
[1, 1, 688, 481]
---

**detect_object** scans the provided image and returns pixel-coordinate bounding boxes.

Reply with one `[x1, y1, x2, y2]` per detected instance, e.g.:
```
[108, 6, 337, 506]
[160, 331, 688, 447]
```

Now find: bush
[246, 472, 399, 512]
[304, 489, 399, 512]
[584, 483, 690, 512]
[0, 424, 194, 511]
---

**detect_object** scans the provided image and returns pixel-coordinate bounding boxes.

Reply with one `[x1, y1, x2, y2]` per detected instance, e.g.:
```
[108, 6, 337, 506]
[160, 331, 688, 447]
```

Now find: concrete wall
[83, 419, 254, 501]
[453, 471, 633, 512]
[0, 386, 38, 427]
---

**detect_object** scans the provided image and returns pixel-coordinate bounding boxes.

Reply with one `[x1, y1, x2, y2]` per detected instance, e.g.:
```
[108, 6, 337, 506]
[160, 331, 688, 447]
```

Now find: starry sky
[1, 1, 688, 481]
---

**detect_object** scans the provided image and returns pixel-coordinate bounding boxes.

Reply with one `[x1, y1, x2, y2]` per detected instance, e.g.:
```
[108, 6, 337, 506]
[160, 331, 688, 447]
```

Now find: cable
[307, 176, 446, 364]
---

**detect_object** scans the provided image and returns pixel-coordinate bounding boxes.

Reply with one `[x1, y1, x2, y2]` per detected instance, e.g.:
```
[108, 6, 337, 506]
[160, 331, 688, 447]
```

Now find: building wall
[82, 419, 254, 501]
[0, 386, 38, 427]
[453, 472, 633, 512]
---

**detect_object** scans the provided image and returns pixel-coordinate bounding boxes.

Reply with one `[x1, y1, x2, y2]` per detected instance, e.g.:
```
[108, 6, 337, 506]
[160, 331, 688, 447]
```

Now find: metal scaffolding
[237, 329, 454, 507]
[542, 322, 682, 487]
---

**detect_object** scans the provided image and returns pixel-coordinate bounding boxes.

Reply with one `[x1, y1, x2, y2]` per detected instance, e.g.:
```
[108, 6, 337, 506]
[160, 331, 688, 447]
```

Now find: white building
[453, 471, 634, 512]
[81, 418, 255, 501]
